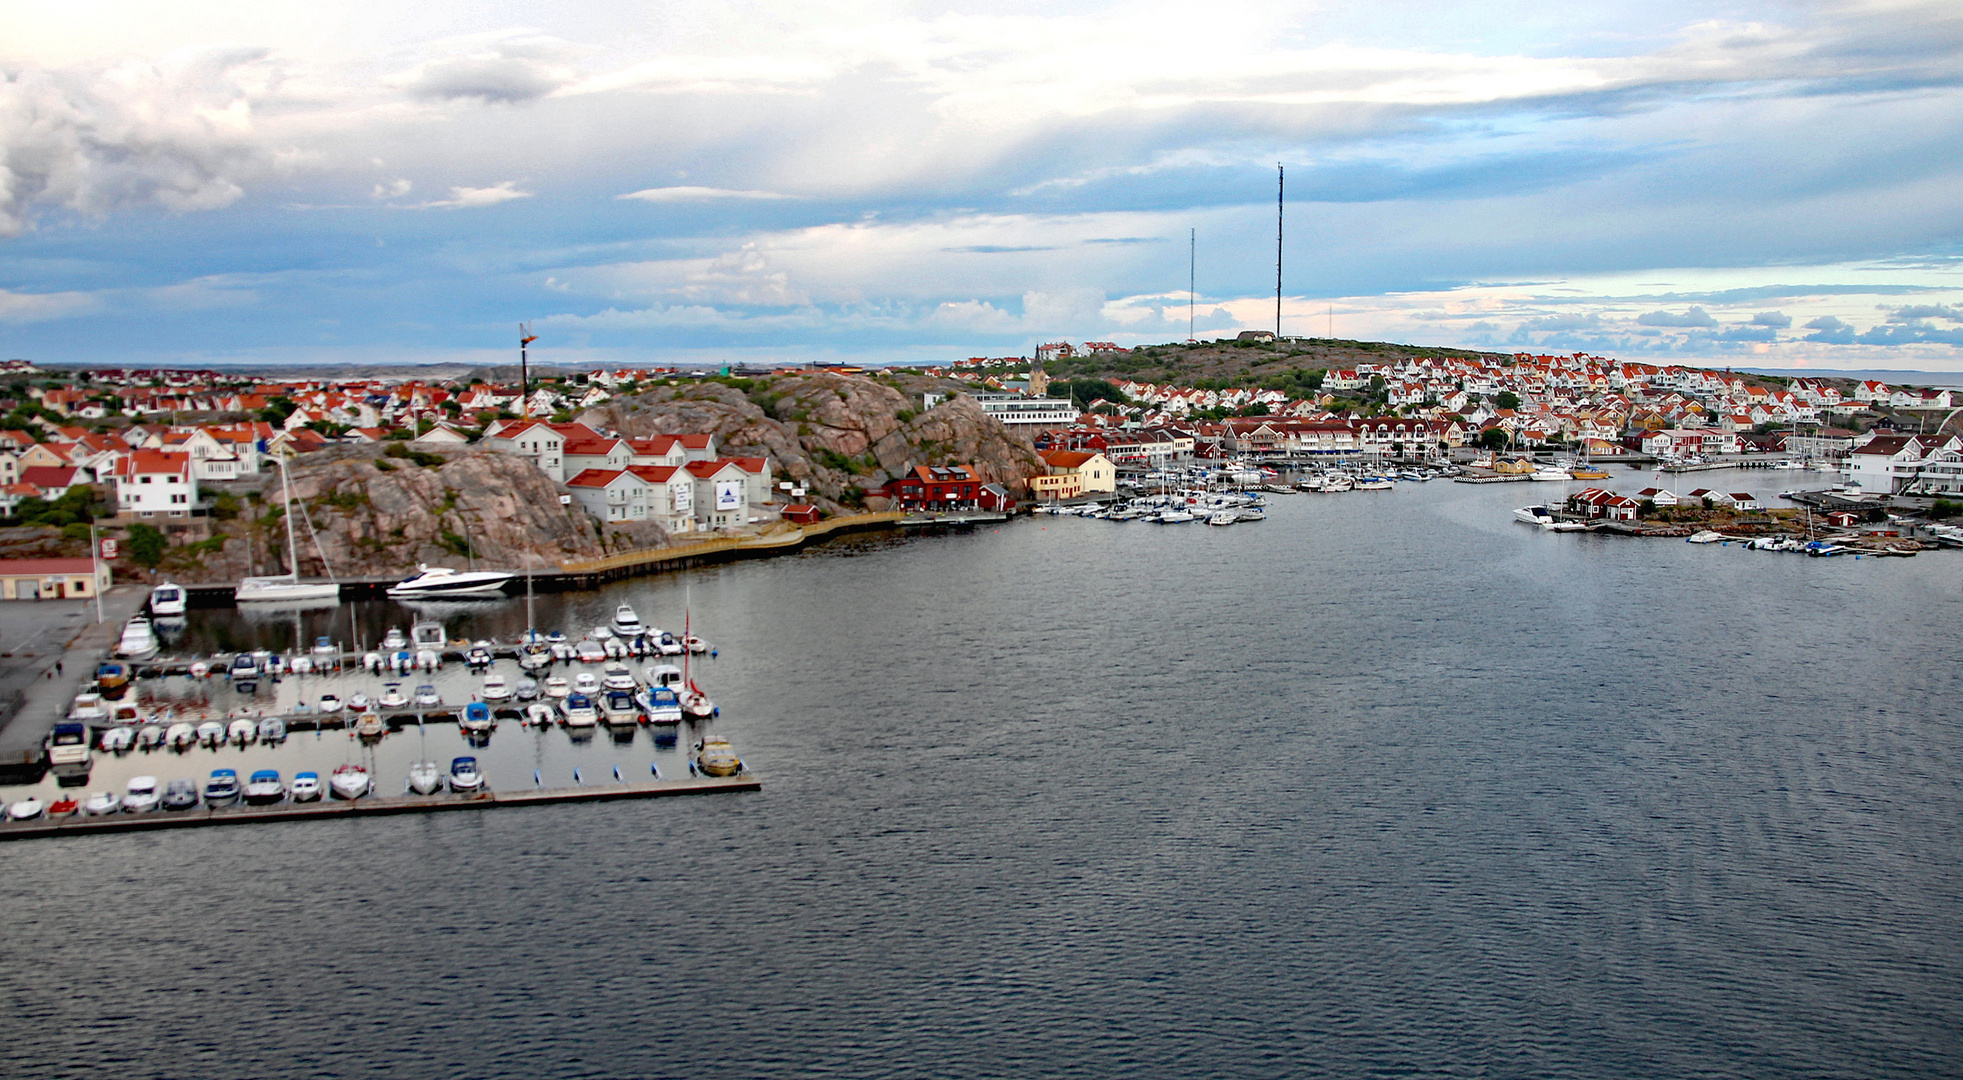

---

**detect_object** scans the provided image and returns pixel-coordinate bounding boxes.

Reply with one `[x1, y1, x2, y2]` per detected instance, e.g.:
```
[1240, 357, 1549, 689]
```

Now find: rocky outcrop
[581, 371, 1042, 511]
[156, 446, 610, 581]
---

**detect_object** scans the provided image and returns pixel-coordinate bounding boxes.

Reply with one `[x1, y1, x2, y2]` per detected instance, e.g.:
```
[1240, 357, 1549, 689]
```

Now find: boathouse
[0, 557, 110, 600]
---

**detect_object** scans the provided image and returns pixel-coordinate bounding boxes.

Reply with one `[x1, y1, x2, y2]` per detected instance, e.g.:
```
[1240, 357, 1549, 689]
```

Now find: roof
[117, 450, 191, 476]
[20, 466, 78, 489]
[564, 468, 631, 488]
[1040, 450, 1098, 468]
[624, 464, 683, 482]
[0, 558, 99, 574]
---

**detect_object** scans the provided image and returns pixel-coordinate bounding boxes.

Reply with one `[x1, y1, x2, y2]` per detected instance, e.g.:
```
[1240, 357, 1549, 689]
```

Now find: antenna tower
[519, 322, 537, 419]
[1276, 163, 1284, 339]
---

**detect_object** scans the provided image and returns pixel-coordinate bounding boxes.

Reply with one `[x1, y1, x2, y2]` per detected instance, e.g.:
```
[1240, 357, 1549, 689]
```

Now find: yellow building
[1036, 450, 1116, 499]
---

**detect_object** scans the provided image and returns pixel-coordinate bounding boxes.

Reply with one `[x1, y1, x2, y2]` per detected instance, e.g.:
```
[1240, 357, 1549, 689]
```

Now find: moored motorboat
[137, 723, 167, 750]
[481, 673, 511, 701]
[514, 677, 539, 701]
[573, 671, 600, 696]
[203, 768, 242, 806]
[8, 797, 46, 820]
[115, 617, 158, 661]
[317, 693, 343, 714]
[377, 683, 409, 711]
[244, 769, 285, 805]
[693, 736, 742, 777]
[291, 771, 323, 802]
[611, 603, 646, 638]
[84, 790, 122, 815]
[680, 686, 716, 722]
[560, 692, 599, 727]
[639, 685, 683, 724]
[544, 675, 570, 698]
[166, 722, 198, 750]
[149, 581, 187, 617]
[460, 701, 494, 734]
[48, 796, 79, 818]
[123, 777, 162, 812]
[227, 717, 258, 745]
[414, 684, 442, 708]
[259, 717, 287, 744]
[386, 564, 514, 598]
[196, 721, 226, 747]
[100, 725, 136, 753]
[449, 756, 484, 793]
[354, 712, 385, 738]
[601, 688, 640, 725]
[47, 722, 91, 766]
[524, 702, 558, 727]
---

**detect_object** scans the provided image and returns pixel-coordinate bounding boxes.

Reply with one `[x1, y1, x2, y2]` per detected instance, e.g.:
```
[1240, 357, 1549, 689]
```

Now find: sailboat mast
[278, 455, 302, 577]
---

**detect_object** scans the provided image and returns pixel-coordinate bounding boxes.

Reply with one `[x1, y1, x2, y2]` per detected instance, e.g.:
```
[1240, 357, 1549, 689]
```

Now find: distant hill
[1042, 337, 1507, 388]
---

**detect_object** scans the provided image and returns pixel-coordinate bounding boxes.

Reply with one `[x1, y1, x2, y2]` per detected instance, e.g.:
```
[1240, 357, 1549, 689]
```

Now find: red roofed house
[113, 450, 198, 520]
[685, 459, 756, 530]
[1033, 449, 1115, 501]
[20, 465, 80, 499]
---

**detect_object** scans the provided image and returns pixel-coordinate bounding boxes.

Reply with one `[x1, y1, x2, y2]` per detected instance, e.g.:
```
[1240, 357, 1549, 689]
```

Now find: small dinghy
[228, 718, 258, 745]
[100, 726, 136, 753]
[84, 790, 123, 815]
[258, 717, 287, 744]
[195, 721, 226, 748]
[524, 702, 557, 727]
[137, 724, 167, 750]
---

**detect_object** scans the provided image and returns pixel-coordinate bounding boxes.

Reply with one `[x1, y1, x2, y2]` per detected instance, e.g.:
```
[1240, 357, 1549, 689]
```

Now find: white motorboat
[406, 760, 444, 795]
[414, 684, 443, 708]
[646, 663, 683, 690]
[544, 675, 570, 698]
[514, 677, 539, 700]
[9, 797, 46, 820]
[67, 693, 107, 724]
[377, 683, 409, 710]
[84, 790, 123, 815]
[137, 724, 167, 750]
[1158, 508, 1196, 523]
[611, 603, 646, 638]
[1530, 466, 1571, 482]
[123, 776, 162, 812]
[291, 772, 323, 802]
[47, 722, 91, 766]
[244, 770, 285, 805]
[227, 718, 257, 745]
[560, 693, 599, 727]
[330, 764, 371, 800]
[195, 721, 225, 747]
[148, 582, 187, 617]
[639, 685, 683, 724]
[601, 664, 637, 692]
[681, 686, 716, 722]
[460, 701, 495, 734]
[317, 693, 343, 714]
[1354, 477, 1396, 491]
[99, 726, 136, 753]
[481, 673, 511, 701]
[258, 717, 287, 743]
[116, 616, 158, 661]
[519, 645, 551, 672]
[449, 756, 485, 793]
[410, 620, 447, 653]
[573, 671, 600, 695]
[1515, 505, 1556, 526]
[348, 693, 371, 713]
[354, 713, 385, 738]
[386, 565, 513, 598]
[575, 639, 606, 664]
[524, 702, 558, 727]
[1206, 509, 1237, 526]
[381, 627, 409, 651]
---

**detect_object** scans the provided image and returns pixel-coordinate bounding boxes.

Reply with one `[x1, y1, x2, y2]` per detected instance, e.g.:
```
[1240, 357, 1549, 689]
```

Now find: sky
[1, 0, 1961, 371]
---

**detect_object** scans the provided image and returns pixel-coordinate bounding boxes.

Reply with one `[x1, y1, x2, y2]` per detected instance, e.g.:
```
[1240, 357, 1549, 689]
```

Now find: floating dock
[0, 773, 759, 842]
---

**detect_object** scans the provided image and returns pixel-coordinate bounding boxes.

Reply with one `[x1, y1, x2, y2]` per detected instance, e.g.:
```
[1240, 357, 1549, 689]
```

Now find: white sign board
[672, 484, 692, 513]
[715, 480, 742, 511]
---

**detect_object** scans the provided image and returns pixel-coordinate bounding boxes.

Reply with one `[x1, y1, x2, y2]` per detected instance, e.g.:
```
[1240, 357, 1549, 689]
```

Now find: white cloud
[411, 181, 532, 209]
[0, 287, 101, 323]
[617, 186, 793, 203]
[372, 178, 412, 199]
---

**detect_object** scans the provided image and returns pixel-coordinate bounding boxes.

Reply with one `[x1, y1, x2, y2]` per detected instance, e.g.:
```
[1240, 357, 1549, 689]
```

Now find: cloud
[0, 47, 273, 236]
[617, 186, 795, 203]
[411, 182, 532, 209]
[1637, 306, 1718, 328]
[1750, 310, 1792, 328]
[1886, 303, 1963, 322]
[1804, 315, 1856, 343]
[0, 287, 101, 323]
[371, 179, 412, 199]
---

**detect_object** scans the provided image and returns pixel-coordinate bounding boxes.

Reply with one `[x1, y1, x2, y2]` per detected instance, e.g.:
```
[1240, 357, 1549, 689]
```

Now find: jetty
[0, 773, 760, 842]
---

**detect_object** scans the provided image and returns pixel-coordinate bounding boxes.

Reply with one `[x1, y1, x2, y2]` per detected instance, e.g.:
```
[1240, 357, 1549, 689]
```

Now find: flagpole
[89, 522, 104, 624]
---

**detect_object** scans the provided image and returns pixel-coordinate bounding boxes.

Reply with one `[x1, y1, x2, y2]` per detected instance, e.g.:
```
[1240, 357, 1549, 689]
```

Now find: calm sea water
[3, 470, 1959, 1079]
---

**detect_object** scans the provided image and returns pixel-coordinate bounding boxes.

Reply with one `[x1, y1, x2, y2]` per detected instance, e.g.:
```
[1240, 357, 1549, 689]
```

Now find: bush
[383, 443, 445, 468]
[1929, 499, 1961, 519]
[126, 523, 167, 568]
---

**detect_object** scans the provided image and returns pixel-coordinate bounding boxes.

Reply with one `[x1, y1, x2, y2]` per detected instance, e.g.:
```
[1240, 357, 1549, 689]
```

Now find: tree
[126, 523, 167, 568]
[1064, 378, 1128, 410]
[1478, 428, 1512, 451]
[1494, 391, 1521, 411]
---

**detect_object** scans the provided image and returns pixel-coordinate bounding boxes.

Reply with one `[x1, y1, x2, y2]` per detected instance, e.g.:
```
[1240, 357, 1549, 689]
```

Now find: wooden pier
[0, 773, 760, 842]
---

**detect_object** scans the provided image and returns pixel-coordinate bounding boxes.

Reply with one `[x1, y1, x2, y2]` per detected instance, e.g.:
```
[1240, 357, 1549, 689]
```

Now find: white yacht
[407, 761, 444, 794]
[330, 764, 371, 800]
[1206, 509, 1238, 526]
[1530, 466, 1571, 482]
[148, 582, 187, 617]
[386, 565, 513, 598]
[611, 603, 646, 638]
[1513, 505, 1586, 532]
[116, 616, 158, 661]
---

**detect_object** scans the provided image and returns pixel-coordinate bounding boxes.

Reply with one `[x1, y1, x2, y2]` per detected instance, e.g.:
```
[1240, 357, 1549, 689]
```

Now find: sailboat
[237, 455, 341, 603]
[679, 589, 717, 722]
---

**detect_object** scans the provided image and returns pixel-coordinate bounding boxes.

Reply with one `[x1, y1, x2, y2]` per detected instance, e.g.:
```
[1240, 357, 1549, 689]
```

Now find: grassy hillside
[1042, 337, 1507, 391]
